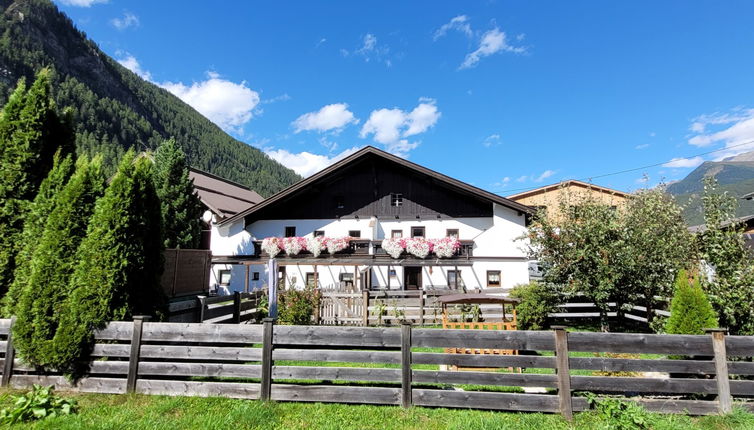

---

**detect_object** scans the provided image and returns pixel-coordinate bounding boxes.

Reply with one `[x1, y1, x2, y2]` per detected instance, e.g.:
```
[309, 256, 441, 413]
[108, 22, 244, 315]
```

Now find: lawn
[1, 390, 753, 430]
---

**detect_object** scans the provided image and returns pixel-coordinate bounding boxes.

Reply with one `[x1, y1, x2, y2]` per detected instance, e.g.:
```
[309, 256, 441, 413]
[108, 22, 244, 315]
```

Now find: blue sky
[55, 0, 754, 195]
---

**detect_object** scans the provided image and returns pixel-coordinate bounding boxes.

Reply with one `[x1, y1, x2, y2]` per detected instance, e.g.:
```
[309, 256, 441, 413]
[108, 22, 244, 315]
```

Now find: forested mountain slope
[0, 0, 300, 196]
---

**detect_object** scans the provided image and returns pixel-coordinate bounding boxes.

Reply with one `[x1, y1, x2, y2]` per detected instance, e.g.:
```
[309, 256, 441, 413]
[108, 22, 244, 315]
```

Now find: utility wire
[499, 139, 754, 195]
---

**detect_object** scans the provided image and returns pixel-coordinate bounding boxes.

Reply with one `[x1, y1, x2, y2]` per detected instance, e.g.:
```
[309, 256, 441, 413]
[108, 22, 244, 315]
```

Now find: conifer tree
[154, 139, 203, 249]
[0, 69, 75, 294]
[2, 152, 75, 316]
[52, 152, 165, 374]
[12, 156, 105, 367]
[665, 270, 718, 335]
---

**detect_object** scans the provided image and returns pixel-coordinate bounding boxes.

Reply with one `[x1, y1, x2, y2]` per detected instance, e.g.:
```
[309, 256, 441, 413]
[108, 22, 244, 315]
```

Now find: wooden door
[404, 267, 421, 290]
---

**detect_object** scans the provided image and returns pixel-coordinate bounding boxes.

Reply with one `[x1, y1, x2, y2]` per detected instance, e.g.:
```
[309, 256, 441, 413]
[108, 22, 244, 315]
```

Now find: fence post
[706, 328, 732, 414]
[362, 290, 370, 326]
[197, 295, 207, 323]
[418, 292, 424, 326]
[233, 291, 241, 324]
[126, 315, 150, 394]
[260, 317, 275, 401]
[553, 326, 573, 421]
[1, 317, 16, 387]
[400, 321, 413, 408]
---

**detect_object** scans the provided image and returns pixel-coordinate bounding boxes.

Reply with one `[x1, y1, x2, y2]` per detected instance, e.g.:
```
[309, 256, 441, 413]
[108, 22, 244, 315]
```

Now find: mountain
[666, 152, 754, 225]
[0, 0, 300, 197]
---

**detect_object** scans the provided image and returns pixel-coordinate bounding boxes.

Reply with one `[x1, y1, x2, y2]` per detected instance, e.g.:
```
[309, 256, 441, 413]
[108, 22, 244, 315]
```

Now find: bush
[278, 287, 320, 325]
[587, 395, 653, 430]
[0, 385, 77, 425]
[509, 282, 558, 330]
[665, 270, 718, 335]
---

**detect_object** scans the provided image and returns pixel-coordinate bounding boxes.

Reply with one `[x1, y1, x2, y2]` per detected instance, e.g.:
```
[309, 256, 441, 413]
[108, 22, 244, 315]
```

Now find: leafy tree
[0, 69, 74, 295]
[12, 156, 105, 367]
[153, 139, 203, 249]
[527, 191, 626, 331]
[51, 152, 165, 374]
[622, 188, 695, 325]
[509, 281, 558, 330]
[697, 177, 754, 334]
[665, 270, 717, 335]
[2, 152, 75, 316]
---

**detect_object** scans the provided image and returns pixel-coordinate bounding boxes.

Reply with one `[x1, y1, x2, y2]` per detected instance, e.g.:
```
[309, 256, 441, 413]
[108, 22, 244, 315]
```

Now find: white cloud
[161, 72, 260, 135]
[483, 134, 501, 147]
[360, 99, 441, 156]
[116, 54, 152, 81]
[662, 156, 704, 168]
[265, 147, 361, 177]
[292, 103, 358, 134]
[111, 11, 139, 30]
[534, 170, 556, 182]
[687, 108, 754, 159]
[460, 28, 526, 69]
[635, 143, 650, 150]
[58, 0, 107, 6]
[342, 33, 392, 66]
[492, 176, 511, 189]
[434, 15, 472, 40]
[261, 93, 291, 104]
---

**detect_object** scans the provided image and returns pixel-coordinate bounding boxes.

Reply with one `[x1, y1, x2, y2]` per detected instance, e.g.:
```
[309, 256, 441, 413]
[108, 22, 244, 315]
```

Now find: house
[507, 179, 630, 221]
[689, 214, 754, 250]
[209, 146, 534, 294]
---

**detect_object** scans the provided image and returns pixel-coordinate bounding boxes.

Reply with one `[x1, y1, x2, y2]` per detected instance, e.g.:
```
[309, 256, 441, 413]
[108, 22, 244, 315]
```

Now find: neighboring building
[507, 180, 630, 222]
[689, 214, 754, 250]
[210, 146, 533, 294]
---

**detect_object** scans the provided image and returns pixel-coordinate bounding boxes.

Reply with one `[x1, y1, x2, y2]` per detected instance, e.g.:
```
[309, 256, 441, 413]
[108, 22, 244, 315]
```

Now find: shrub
[587, 395, 653, 430]
[509, 281, 558, 330]
[0, 385, 77, 425]
[13, 156, 105, 368]
[51, 152, 165, 376]
[665, 270, 718, 335]
[278, 287, 320, 325]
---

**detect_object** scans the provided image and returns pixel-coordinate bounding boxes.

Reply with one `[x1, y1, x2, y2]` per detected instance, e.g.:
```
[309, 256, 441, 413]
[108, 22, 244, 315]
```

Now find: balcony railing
[250, 239, 473, 259]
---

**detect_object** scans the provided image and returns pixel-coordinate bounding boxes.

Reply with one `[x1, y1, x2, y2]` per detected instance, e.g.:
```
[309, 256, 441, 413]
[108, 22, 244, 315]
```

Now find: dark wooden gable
[246, 154, 493, 221]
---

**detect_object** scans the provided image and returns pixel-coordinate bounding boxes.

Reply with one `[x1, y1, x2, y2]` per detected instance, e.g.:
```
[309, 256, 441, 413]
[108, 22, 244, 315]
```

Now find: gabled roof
[506, 179, 630, 201]
[219, 146, 532, 226]
[189, 168, 263, 219]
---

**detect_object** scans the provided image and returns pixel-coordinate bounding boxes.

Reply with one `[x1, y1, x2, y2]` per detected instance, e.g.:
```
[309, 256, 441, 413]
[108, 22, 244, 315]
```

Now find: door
[404, 267, 422, 290]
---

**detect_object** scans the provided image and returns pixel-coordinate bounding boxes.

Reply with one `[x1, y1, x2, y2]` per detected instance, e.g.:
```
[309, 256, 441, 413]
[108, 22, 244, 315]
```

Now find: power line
[499, 139, 754, 195]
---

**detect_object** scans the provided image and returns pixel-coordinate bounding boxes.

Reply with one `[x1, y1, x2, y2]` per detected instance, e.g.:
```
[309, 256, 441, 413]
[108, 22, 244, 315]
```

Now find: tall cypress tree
[0, 69, 75, 294]
[2, 152, 75, 316]
[154, 139, 203, 248]
[52, 152, 164, 374]
[12, 156, 105, 367]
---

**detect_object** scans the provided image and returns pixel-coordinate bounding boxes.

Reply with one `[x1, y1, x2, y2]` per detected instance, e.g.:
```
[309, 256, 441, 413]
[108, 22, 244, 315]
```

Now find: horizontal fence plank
[412, 329, 555, 350]
[272, 366, 400, 383]
[204, 304, 236, 321]
[569, 357, 716, 374]
[567, 332, 714, 355]
[571, 375, 717, 394]
[412, 389, 586, 413]
[413, 370, 558, 388]
[94, 322, 133, 341]
[11, 375, 126, 394]
[271, 384, 400, 405]
[138, 362, 261, 379]
[136, 379, 260, 399]
[141, 323, 263, 343]
[0, 319, 11, 335]
[92, 344, 263, 362]
[168, 300, 198, 313]
[274, 326, 401, 347]
[729, 361, 754, 375]
[413, 352, 555, 368]
[628, 398, 720, 416]
[273, 349, 400, 364]
[727, 336, 754, 357]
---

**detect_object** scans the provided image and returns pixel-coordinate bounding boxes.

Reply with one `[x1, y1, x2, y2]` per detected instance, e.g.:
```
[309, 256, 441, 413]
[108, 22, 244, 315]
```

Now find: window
[447, 270, 465, 289]
[334, 195, 344, 209]
[306, 273, 316, 288]
[314, 230, 325, 237]
[252, 272, 260, 281]
[340, 273, 354, 287]
[487, 270, 501, 287]
[411, 226, 425, 238]
[390, 193, 403, 207]
[388, 269, 397, 277]
[218, 269, 231, 285]
[446, 229, 459, 238]
[348, 230, 361, 238]
[285, 226, 296, 237]
[391, 230, 403, 239]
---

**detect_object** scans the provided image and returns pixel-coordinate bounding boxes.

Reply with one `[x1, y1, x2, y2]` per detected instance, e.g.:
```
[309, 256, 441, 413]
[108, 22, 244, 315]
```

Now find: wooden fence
[168, 291, 265, 323]
[161, 249, 212, 298]
[0, 318, 753, 417]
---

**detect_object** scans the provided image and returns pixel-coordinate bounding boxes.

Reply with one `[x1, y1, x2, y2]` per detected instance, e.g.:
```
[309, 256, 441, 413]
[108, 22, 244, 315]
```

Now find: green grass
[0, 390, 752, 430]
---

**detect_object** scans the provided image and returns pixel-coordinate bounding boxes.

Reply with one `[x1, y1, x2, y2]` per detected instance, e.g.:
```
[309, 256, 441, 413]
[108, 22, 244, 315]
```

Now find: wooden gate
[318, 291, 368, 325]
